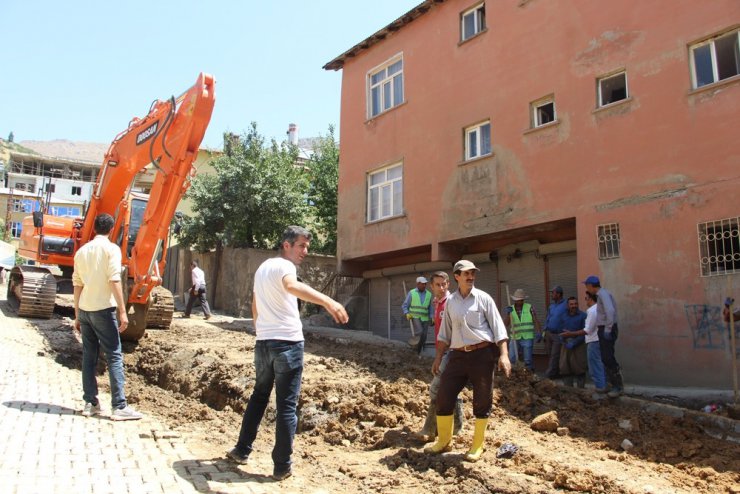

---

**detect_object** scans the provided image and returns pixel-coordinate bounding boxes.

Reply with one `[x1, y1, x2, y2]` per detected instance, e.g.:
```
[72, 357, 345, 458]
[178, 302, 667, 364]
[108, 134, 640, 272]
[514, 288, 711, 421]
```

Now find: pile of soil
[33, 313, 740, 493]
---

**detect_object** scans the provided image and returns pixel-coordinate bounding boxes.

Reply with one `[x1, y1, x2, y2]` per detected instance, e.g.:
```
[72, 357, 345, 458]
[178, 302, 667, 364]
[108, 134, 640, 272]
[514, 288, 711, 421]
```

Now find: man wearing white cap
[425, 260, 510, 462]
[402, 275, 434, 355]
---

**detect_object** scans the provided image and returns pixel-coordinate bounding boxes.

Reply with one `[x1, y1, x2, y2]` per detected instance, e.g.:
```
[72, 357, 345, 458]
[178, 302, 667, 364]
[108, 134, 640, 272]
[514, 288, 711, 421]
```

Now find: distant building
[5, 151, 98, 202]
[0, 188, 85, 247]
[325, 0, 740, 388]
[2, 152, 95, 245]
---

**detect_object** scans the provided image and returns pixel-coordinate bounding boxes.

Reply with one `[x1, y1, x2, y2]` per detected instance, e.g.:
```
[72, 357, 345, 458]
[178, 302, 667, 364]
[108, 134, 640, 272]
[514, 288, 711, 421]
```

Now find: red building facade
[325, 0, 740, 387]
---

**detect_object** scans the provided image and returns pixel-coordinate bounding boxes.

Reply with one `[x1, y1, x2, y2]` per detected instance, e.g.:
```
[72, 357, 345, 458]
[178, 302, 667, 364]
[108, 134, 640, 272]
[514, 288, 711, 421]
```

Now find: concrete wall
[334, 0, 740, 387]
[165, 246, 361, 323]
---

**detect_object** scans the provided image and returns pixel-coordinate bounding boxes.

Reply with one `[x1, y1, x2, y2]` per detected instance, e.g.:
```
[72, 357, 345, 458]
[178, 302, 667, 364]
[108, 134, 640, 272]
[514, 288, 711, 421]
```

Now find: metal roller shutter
[368, 278, 390, 339]
[548, 253, 579, 303]
[498, 254, 547, 354]
[474, 261, 499, 302]
[369, 274, 435, 344]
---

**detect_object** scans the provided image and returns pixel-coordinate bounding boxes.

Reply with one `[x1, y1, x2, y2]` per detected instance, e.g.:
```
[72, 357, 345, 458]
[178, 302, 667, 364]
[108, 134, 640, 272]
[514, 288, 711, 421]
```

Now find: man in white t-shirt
[184, 260, 211, 319]
[227, 226, 348, 481]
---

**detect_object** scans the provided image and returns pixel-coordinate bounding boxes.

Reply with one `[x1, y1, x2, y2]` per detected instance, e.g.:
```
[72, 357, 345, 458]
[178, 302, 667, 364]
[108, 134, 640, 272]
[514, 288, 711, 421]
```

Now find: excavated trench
[24, 307, 740, 493]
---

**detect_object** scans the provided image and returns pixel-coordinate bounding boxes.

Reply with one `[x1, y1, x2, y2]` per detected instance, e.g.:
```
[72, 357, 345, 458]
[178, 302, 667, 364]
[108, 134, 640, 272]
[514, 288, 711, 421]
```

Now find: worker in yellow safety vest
[503, 288, 542, 371]
[402, 276, 435, 355]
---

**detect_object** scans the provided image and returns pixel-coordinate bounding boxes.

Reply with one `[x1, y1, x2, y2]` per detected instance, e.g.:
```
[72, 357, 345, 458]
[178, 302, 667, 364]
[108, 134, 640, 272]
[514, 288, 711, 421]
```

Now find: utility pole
[4, 187, 14, 242]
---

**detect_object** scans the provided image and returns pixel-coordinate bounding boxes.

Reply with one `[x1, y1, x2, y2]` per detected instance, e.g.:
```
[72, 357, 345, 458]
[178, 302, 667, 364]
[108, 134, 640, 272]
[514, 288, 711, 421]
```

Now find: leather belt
[452, 341, 492, 352]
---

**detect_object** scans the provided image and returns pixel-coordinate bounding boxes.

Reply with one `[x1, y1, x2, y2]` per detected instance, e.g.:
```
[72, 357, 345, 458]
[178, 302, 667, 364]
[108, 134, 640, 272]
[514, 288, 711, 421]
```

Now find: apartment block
[325, 0, 740, 387]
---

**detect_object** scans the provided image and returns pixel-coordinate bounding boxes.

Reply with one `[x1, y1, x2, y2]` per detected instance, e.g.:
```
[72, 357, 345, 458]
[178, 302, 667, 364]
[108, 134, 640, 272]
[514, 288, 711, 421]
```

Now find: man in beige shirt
[73, 213, 142, 421]
[426, 260, 510, 462]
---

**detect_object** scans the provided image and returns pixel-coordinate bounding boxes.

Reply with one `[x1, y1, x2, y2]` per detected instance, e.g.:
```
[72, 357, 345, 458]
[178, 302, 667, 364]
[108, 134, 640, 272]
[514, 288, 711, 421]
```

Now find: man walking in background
[184, 260, 212, 320]
[402, 276, 434, 355]
[583, 275, 623, 397]
[227, 226, 349, 481]
[73, 213, 142, 421]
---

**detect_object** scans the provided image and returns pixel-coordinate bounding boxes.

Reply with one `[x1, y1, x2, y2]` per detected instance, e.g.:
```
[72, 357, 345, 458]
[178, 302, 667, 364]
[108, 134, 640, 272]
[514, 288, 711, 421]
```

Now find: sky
[0, 0, 421, 149]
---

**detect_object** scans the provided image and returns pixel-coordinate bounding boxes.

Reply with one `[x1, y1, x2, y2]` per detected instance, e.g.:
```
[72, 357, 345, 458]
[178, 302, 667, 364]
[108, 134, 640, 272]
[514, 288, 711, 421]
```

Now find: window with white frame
[698, 217, 740, 276]
[690, 29, 740, 89]
[367, 163, 403, 222]
[464, 121, 491, 160]
[12, 199, 39, 213]
[532, 97, 556, 127]
[13, 182, 34, 193]
[10, 222, 22, 238]
[597, 71, 628, 107]
[71, 185, 82, 196]
[49, 206, 82, 217]
[461, 3, 486, 41]
[45, 183, 55, 193]
[597, 223, 621, 259]
[368, 56, 404, 118]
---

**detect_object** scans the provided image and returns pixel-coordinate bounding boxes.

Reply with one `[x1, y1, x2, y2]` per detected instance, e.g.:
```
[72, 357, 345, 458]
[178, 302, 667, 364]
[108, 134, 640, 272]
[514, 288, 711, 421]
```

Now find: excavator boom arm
[81, 72, 216, 304]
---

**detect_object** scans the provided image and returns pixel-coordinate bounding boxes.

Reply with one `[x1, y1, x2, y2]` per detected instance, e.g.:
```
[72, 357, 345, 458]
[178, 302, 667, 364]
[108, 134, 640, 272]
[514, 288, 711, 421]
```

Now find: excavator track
[7, 266, 57, 319]
[119, 286, 174, 342]
[146, 286, 174, 329]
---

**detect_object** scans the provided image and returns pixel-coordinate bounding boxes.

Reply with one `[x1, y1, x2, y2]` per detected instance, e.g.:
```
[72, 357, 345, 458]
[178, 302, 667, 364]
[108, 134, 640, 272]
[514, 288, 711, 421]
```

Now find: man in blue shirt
[559, 297, 588, 387]
[544, 286, 568, 379]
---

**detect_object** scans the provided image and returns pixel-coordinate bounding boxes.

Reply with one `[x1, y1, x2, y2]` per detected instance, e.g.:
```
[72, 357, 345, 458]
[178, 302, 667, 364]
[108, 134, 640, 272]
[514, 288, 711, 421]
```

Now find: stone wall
[164, 246, 367, 327]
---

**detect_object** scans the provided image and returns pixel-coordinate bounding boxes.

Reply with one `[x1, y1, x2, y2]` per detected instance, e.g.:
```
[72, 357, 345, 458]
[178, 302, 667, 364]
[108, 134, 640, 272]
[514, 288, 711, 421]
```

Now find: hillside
[0, 139, 39, 163]
[17, 139, 108, 163]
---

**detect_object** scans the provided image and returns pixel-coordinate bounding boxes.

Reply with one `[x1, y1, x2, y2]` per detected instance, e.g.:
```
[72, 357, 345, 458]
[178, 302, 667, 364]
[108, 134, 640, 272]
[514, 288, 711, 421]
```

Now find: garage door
[548, 253, 579, 303]
[474, 261, 499, 303]
[368, 278, 390, 339]
[368, 274, 435, 343]
[498, 253, 547, 354]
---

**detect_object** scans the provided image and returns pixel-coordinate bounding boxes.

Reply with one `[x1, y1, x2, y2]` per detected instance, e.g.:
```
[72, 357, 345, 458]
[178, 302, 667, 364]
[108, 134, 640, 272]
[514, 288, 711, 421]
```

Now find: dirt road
[25, 308, 740, 493]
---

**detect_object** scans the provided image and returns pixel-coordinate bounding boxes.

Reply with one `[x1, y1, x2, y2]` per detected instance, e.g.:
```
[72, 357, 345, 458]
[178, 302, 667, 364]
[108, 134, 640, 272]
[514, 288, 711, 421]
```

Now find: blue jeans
[236, 340, 304, 473]
[586, 342, 607, 390]
[79, 307, 127, 409]
[509, 338, 534, 370]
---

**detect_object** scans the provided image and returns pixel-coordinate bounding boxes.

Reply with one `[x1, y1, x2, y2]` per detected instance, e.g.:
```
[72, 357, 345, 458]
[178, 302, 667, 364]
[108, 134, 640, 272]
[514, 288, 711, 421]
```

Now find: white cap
[416, 276, 428, 284]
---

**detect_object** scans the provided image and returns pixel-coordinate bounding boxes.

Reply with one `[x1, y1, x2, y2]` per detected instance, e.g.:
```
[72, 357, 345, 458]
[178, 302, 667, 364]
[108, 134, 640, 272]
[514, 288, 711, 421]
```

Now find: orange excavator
[9, 73, 216, 341]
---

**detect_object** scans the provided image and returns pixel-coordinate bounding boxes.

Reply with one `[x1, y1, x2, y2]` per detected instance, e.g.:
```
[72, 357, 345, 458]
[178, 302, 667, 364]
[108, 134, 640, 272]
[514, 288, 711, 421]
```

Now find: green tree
[7, 131, 14, 143]
[307, 125, 339, 254]
[178, 123, 311, 251]
[176, 173, 225, 252]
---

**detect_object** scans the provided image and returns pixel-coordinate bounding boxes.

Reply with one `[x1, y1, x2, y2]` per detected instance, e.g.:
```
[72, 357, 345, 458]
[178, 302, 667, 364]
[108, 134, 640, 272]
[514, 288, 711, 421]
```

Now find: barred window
[698, 217, 740, 276]
[598, 223, 620, 259]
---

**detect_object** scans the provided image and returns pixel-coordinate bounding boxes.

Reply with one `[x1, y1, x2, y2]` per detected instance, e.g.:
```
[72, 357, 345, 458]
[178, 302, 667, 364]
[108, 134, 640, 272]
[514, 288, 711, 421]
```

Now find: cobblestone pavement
[0, 294, 306, 494]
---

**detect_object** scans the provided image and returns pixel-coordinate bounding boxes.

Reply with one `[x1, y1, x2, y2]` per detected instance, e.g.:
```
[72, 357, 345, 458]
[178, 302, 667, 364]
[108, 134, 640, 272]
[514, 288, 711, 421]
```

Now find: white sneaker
[82, 402, 101, 417]
[111, 405, 143, 421]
